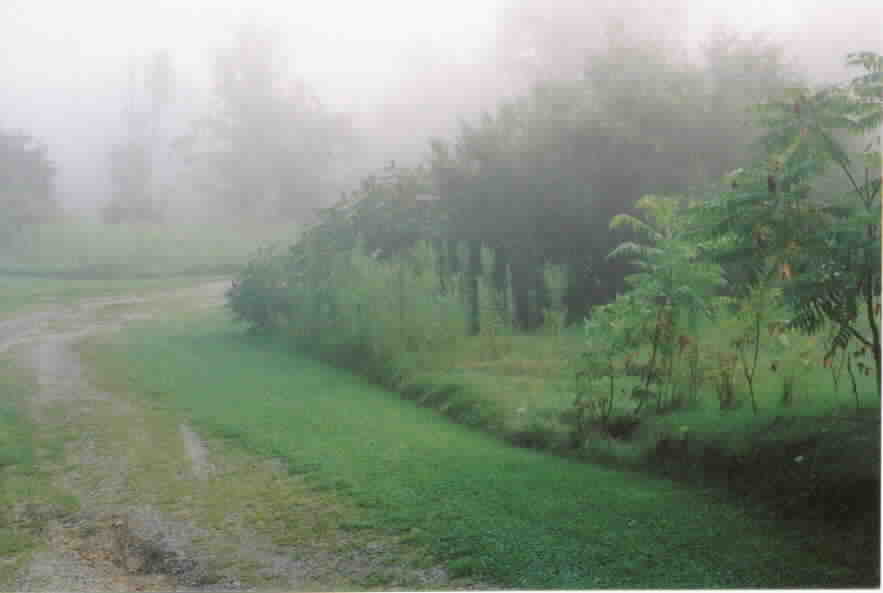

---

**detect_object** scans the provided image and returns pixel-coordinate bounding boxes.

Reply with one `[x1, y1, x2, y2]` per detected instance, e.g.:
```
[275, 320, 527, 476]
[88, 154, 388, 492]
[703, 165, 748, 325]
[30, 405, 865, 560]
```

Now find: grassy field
[0, 274, 230, 320]
[0, 219, 296, 318]
[0, 221, 297, 279]
[80, 310, 876, 588]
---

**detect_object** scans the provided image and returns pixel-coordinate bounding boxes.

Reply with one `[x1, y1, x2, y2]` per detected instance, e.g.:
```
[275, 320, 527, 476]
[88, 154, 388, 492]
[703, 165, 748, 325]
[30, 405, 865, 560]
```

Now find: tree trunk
[564, 257, 591, 325]
[492, 246, 509, 322]
[434, 238, 447, 294]
[511, 255, 532, 332]
[532, 259, 547, 328]
[447, 239, 459, 275]
[466, 239, 482, 336]
[864, 267, 881, 394]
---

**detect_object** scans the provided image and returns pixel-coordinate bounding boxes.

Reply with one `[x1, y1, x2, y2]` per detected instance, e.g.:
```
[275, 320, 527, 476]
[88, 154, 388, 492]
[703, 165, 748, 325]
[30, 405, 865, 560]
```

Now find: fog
[1, 0, 880, 217]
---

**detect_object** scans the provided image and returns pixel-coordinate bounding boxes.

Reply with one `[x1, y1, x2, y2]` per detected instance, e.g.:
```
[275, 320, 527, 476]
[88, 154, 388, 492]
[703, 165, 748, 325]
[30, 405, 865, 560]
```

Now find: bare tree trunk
[466, 240, 482, 336]
[493, 246, 509, 322]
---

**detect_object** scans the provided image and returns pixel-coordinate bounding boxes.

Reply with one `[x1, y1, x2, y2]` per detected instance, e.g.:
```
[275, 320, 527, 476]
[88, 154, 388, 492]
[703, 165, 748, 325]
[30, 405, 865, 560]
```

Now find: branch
[831, 143, 865, 200]
[845, 322, 874, 349]
[865, 265, 879, 350]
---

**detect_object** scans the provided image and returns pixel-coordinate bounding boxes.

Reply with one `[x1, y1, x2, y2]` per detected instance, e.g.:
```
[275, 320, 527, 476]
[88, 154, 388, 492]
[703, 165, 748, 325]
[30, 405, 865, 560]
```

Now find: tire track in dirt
[4, 281, 458, 592]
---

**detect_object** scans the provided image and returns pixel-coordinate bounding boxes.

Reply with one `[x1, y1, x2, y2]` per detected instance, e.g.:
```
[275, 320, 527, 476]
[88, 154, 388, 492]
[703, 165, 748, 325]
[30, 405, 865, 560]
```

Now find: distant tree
[696, 30, 799, 182]
[103, 50, 176, 223]
[194, 24, 351, 221]
[0, 128, 55, 240]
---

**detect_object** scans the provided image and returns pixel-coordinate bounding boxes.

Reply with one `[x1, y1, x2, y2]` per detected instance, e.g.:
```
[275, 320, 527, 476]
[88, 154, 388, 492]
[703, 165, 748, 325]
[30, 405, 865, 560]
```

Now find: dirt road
[1, 282, 452, 591]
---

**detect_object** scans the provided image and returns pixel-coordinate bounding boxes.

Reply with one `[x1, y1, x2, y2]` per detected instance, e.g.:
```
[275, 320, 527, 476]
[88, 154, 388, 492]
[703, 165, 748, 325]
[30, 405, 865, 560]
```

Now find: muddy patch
[16, 511, 225, 592]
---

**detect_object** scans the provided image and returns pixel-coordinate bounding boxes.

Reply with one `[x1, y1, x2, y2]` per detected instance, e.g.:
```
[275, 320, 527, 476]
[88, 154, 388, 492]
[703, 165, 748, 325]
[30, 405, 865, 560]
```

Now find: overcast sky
[1, 0, 880, 212]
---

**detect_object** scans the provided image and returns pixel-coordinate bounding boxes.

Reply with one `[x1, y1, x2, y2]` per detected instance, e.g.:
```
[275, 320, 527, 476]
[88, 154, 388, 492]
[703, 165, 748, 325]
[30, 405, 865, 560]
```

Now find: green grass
[0, 359, 78, 586]
[0, 220, 298, 279]
[81, 310, 875, 588]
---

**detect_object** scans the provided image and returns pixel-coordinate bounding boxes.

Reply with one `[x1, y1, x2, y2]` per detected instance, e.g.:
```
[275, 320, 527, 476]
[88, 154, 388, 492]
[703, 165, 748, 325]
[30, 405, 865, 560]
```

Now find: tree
[608, 195, 726, 411]
[703, 51, 882, 390]
[198, 25, 351, 221]
[697, 30, 799, 183]
[103, 50, 176, 223]
[0, 128, 55, 239]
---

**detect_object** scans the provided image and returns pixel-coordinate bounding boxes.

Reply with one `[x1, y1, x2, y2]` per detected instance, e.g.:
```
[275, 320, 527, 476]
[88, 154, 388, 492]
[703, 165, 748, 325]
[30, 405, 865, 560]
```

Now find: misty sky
[1, 0, 880, 212]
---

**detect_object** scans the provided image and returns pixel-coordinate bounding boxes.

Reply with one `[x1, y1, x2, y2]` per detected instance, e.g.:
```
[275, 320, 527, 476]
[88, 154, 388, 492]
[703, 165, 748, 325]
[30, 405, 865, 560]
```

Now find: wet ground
[1, 282, 454, 591]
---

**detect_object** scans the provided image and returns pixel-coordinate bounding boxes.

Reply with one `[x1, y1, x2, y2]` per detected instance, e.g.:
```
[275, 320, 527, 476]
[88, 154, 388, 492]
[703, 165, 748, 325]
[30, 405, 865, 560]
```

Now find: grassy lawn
[80, 310, 875, 588]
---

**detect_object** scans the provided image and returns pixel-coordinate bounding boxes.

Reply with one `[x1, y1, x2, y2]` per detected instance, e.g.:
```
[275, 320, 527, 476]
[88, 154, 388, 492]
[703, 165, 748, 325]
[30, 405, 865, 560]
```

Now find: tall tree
[103, 50, 176, 223]
[0, 128, 55, 239]
[200, 25, 350, 221]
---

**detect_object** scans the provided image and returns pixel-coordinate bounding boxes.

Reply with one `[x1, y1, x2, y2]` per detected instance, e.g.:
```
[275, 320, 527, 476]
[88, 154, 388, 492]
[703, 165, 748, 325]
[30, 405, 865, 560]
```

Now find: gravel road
[2, 282, 453, 592]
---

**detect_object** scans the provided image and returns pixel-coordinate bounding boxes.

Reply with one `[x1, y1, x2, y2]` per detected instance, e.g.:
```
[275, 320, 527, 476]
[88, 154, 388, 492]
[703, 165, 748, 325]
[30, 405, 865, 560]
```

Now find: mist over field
[1, 2, 881, 590]
[1, 0, 880, 218]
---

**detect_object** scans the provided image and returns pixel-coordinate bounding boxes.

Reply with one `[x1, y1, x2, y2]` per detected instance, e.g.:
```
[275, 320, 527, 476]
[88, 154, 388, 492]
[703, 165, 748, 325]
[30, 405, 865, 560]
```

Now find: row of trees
[104, 26, 352, 224]
[297, 31, 797, 331]
[230, 48, 880, 420]
[102, 21, 795, 227]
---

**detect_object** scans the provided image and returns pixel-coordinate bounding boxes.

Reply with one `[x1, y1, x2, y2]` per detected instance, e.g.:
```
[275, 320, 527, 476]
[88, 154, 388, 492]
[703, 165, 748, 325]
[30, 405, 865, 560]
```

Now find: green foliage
[227, 230, 471, 385]
[724, 281, 783, 413]
[602, 195, 726, 413]
[610, 195, 726, 319]
[225, 49, 880, 525]
[575, 295, 643, 441]
[703, 51, 882, 389]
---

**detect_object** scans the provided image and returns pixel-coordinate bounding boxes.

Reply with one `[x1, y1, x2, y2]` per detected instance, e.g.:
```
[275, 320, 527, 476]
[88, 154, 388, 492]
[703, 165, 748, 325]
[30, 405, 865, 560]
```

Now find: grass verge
[80, 310, 877, 588]
[0, 359, 79, 587]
